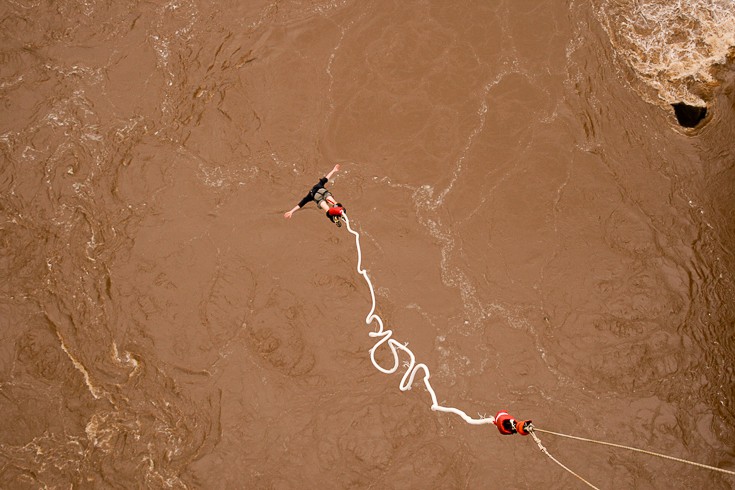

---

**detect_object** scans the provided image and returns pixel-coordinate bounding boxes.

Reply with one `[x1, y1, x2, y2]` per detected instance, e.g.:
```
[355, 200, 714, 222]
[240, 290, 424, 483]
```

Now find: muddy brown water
[1, 0, 734, 488]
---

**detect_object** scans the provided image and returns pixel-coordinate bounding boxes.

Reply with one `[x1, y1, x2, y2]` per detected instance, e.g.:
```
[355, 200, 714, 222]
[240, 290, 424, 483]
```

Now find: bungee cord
[337, 211, 735, 485]
[342, 213, 496, 427]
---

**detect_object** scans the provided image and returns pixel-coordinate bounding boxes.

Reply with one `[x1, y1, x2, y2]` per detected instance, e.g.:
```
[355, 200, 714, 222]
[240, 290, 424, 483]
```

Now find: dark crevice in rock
[671, 102, 707, 128]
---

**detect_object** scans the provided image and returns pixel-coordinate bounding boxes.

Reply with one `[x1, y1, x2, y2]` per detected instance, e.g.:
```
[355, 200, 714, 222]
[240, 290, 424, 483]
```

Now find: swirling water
[1, 0, 734, 488]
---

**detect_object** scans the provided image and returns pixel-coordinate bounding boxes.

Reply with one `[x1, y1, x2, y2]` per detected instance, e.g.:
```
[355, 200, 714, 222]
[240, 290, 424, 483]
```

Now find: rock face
[672, 102, 708, 128]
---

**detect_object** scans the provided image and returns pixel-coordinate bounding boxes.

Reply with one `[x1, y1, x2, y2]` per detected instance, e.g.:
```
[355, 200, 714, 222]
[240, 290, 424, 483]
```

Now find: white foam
[55, 330, 104, 400]
[597, 0, 735, 106]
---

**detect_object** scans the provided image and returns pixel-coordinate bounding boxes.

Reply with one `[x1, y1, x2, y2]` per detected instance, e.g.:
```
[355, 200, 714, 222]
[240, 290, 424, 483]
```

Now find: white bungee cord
[342, 213, 496, 427]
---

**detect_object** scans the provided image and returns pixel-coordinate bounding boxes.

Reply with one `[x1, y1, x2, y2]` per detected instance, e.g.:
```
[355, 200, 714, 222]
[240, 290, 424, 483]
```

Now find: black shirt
[297, 177, 328, 208]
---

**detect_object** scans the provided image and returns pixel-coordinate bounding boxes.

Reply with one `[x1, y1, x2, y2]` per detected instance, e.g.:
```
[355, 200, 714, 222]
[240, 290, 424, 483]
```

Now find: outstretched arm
[283, 205, 301, 219]
[325, 163, 341, 180]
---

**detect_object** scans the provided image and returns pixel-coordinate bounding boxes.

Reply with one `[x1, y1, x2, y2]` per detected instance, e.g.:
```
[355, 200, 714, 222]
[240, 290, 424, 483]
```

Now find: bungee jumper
[283, 164, 346, 226]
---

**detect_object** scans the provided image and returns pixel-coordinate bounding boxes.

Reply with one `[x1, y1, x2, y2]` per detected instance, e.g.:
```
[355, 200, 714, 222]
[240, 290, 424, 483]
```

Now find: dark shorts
[313, 187, 333, 208]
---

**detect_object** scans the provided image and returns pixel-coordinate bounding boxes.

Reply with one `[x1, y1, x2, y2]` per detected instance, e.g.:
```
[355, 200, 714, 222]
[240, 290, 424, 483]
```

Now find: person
[284, 164, 346, 226]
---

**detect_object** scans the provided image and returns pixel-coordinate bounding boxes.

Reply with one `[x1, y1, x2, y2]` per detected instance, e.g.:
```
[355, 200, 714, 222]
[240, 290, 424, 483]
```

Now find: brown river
[1, 0, 735, 488]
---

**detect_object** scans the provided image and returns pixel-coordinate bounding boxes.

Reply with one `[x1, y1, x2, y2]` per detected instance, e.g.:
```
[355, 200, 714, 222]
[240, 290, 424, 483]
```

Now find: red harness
[494, 410, 532, 436]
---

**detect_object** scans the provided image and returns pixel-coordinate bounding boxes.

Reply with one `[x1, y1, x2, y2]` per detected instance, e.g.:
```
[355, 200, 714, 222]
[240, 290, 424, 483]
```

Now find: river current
[1, 0, 734, 488]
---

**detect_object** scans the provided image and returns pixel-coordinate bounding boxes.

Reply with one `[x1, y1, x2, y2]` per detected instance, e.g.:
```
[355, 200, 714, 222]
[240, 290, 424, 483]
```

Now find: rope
[342, 213, 496, 426]
[529, 430, 600, 489]
[533, 428, 735, 476]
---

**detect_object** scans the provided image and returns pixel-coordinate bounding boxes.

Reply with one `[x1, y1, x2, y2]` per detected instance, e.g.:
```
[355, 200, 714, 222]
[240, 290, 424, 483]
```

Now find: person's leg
[314, 188, 330, 211]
